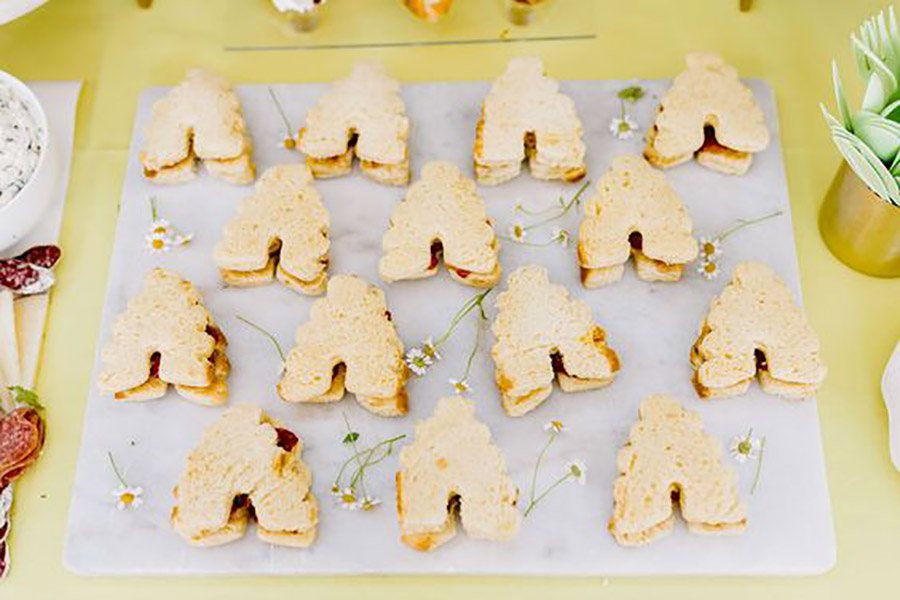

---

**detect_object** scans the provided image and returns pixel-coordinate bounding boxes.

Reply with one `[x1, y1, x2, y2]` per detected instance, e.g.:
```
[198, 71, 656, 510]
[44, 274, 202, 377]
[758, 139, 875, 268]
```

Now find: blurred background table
[1, 0, 898, 598]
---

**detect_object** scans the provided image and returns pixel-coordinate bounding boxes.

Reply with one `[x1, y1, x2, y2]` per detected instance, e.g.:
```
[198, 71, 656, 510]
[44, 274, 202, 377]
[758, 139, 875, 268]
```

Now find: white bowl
[0, 70, 56, 253]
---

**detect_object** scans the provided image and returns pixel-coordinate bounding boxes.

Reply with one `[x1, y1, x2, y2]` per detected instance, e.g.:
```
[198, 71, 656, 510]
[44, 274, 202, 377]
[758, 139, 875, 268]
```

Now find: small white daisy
[508, 221, 528, 243]
[698, 236, 722, 260]
[543, 420, 565, 434]
[565, 459, 587, 485]
[729, 433, 761, 464]
[281, 134, 297, 150]
[149, 218, 172, 237]
[422, 336, 441, 362]
[112, 485, 144, 510]
[336, 487, 360, 511]
[360, 496, 381, 511]
[450, 378, 471, 394]
[405, 348, 432, 376]
[697, 258, 721, 280]
[551, 227, 569, 248]
[609, 114, 639, 140]
[145, 231, 173, 254]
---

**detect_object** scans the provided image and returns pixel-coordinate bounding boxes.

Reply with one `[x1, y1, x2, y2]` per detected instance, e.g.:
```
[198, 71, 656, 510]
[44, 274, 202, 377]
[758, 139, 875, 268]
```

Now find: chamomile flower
[729, 432, 761, 464]
[422, 336, 441, 362]
[697, 258, 721, 280]
[565, 459, 587, 485]
[698, 236, 722, 260]
[149, 218, 172, 237]
[405, 348, 432, 376]
[281, 134, 298, 150]
[450, 378, 470, 394]
[609, 114, 638, 140]
[543, 420, 565, 434]
[360, 496, 381, 511]
[145, 231, 173, 254]
[335, 487, 360, 511]
[508, 221, 528, 243]
[551, 227, 569, 248]
[112, 485, 144, 510]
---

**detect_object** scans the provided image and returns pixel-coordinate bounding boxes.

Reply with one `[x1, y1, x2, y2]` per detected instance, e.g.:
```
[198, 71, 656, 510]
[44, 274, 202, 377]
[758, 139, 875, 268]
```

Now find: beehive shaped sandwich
[214, 164, 330, 295]
[691, 262, 826, 399]
[644, 53, 770, 175]
[140, 69, 255, 184]
[578, 154, 698, 288]
[491, 265, 619, 416]
[396, 396, 521, 551]
[474, 57, 586, 185]
[609, 395, 747, 546]
[298, 62, 410, 186]
[278, 275, 409, 416]
[172, 404, 318, 547]
[379, 161, 501, 288]
[97, 268, 229, 405]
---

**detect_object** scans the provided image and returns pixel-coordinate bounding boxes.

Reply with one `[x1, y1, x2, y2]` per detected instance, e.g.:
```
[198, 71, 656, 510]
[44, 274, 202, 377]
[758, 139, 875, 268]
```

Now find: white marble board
[64, 77, 835, 576]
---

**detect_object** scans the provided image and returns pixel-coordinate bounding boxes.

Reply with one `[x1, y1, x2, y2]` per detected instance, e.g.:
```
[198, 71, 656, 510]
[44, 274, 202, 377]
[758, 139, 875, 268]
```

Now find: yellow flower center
[151, 238, 166, 249]
[119, 492, 135, 505]
[704, 262, 717, 273]
[341, 493, 356, 504]
[283, 137, 297, 150]
[702, 242, 717, 256]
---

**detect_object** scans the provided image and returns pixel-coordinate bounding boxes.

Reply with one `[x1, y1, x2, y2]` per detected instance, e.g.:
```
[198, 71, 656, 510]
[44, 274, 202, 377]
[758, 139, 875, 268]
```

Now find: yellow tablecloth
[2, 0, 899, 597]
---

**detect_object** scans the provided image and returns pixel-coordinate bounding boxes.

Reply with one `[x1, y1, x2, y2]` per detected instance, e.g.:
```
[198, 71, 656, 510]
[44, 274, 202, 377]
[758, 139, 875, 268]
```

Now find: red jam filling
[628, 231, 643, 251]
[754, 349, 768, 372]
[149, 353, 161, 378]
[275, 427, 299, 452]
[429, 240, 442, 271]
[454, 268, 471, 279]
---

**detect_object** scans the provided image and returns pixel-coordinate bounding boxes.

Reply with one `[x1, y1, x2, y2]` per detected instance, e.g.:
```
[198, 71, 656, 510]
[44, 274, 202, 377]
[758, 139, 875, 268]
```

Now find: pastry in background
[403, 0, 453, 21]
[214, 164, 330, 295]
[299, 62, 410, 186]
[691, 262, 826, 399]
[278, 275, 408, 416]
[609, 395, 746, 546]
[379, 161, 500, 287]
[172, 404, 318, 547]
[644, 53, 770, 175]
[97, 268, 229, 405]
[140, 69, 255, 185]
[396, 396, 521, 551]
[578, 154, 698, 288]
[474, 56, 586, 185]
[491, 265, 619, 416]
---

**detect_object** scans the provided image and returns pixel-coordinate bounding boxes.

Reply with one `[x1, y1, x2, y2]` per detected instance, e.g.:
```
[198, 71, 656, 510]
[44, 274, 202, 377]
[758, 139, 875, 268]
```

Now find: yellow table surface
[2, 0, 899, 597]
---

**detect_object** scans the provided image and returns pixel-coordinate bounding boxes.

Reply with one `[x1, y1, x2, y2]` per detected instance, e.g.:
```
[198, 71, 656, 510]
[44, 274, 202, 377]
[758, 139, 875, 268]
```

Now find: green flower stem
[433, 288, 492, 349]
[528, 431, 558, 506]
[236, 316, 285, 363]
[498, 231, 566, 247]
[149, 196, 159, 221]
[268, 86, 294, 138]
[717, 210, 783, 242]
[751, 436, 767, 495]
[521, 180, 591, 231]
[107, 451, 129, 488]
[341, 414, 370, 497]
[525, 471, 573, 517]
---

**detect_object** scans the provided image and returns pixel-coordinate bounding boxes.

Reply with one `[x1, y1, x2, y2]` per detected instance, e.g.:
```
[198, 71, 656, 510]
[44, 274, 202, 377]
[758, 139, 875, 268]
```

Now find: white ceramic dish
[0, 70, 56, 253]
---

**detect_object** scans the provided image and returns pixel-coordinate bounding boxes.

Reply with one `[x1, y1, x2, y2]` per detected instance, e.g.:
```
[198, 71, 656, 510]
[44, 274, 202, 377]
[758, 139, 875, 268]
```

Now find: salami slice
[15, 245, 62, 270]
[0, 244, 62, 295]
[0, 409, 45, 487]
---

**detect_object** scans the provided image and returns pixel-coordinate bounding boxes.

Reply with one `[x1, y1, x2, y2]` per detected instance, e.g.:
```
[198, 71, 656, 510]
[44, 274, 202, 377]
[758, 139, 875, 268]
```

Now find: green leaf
[617, 85, 646, 102]
[853, 35, 898, 111]
[8, 386, 43, 410]
[881, 99, 900, 121]
[832, 61, 854, 130]
[851, 111, 900, 161]
[342, 432, 359, 444]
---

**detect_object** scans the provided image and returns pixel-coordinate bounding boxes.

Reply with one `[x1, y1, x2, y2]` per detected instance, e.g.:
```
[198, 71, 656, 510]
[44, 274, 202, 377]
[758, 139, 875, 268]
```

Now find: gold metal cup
[819, 162, 900, 277]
